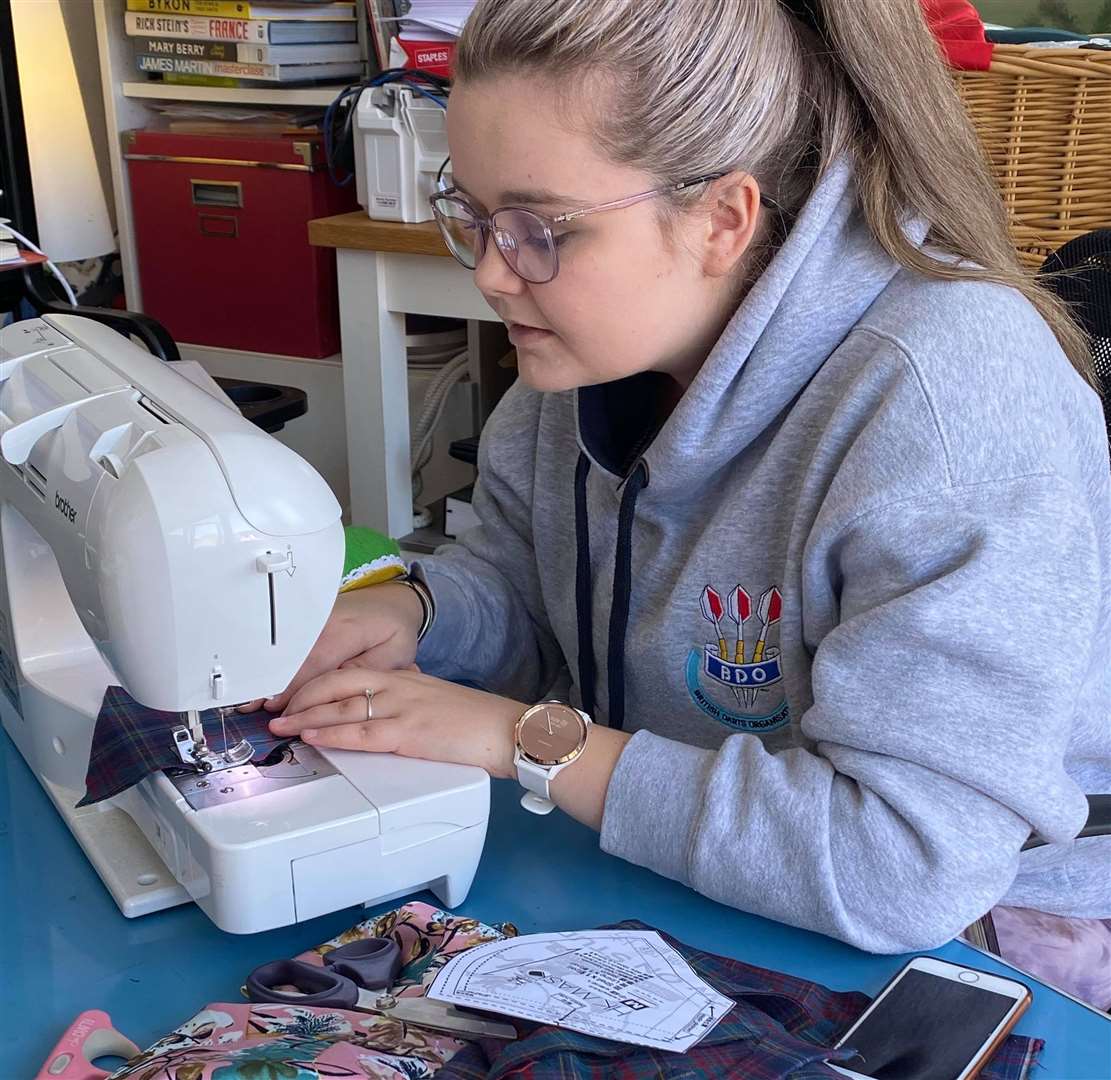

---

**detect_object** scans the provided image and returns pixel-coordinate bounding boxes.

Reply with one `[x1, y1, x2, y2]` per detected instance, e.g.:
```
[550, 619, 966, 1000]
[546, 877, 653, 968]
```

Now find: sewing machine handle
[245, 959, 361, 1009]
[20, 266, 181, 364]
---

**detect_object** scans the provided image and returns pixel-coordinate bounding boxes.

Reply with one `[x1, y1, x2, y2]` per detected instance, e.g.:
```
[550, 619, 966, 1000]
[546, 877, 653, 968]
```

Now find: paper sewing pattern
[428, 930, 733, 1053]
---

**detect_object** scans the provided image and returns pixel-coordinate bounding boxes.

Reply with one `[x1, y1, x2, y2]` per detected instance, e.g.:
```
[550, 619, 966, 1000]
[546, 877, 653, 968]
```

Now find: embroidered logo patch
[685, 583, 790, 733]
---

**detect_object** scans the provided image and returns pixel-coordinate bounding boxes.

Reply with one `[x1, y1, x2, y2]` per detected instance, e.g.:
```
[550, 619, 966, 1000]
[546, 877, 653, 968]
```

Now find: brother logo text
[55, 492, 77, 524]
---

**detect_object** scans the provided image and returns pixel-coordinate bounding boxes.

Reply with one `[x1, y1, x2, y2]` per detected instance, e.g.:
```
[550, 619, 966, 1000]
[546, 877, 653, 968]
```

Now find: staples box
[390, 35, 456, 80]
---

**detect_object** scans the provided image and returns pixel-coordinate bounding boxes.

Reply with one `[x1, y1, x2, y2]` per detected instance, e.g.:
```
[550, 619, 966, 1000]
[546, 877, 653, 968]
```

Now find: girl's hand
[269, 667, 525, 780]
[240, 582, 425, 714]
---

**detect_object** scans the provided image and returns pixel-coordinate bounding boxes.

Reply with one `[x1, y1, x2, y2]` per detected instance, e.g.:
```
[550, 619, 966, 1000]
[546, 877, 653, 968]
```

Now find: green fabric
[340, 526, 406, 591]
[343, 526, 401, 577]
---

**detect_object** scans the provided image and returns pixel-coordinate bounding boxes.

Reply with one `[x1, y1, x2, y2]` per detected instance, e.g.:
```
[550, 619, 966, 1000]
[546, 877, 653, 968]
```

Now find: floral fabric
[105, 903, 518, 1080]
[295, 902, 517, 996]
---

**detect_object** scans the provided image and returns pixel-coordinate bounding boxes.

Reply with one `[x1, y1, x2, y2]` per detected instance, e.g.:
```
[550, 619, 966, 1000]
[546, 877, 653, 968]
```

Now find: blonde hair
[456, 0, 1092, 381]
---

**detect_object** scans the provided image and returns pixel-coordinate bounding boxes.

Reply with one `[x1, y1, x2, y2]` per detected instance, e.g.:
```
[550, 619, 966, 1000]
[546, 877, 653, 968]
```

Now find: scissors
[245, 937, 516, 1042]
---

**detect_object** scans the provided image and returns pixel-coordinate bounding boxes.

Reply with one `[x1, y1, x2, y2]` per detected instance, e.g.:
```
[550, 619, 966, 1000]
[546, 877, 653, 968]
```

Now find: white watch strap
[517, 756, 553, 800]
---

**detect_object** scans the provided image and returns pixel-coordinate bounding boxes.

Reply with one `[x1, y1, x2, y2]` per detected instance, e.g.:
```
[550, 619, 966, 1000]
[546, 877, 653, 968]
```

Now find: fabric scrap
[78, 684, 289, 807]
[103, 901, 518, 1080]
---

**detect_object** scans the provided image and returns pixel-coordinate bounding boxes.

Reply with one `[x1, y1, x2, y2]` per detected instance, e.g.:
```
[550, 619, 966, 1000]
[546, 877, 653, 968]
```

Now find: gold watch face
[516, 703, 587, 767]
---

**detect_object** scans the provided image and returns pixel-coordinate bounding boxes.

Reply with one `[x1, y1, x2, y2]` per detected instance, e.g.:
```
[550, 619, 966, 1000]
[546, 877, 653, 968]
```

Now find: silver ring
[365, 687, 375, 722]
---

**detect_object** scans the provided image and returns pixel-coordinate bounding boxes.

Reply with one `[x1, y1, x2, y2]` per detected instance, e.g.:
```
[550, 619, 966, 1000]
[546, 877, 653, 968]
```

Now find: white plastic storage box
[354, 85, 449, 223]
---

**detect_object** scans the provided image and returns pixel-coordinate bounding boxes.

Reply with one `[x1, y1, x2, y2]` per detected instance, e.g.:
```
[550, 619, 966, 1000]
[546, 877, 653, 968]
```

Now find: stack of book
[125, 0, 365, 87]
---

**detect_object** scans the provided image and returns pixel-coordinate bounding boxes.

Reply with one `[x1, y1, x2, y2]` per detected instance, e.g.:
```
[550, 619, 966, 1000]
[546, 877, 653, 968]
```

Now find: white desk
[309, 212, 498, 536]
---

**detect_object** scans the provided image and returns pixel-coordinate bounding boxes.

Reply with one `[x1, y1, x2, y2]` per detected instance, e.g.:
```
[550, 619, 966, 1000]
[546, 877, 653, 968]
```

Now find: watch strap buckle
[520, 791, 557, 815]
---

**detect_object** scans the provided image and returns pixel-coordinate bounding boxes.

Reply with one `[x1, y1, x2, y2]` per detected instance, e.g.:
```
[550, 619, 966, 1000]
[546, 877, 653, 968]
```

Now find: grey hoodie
[416, 160, 1111, 952]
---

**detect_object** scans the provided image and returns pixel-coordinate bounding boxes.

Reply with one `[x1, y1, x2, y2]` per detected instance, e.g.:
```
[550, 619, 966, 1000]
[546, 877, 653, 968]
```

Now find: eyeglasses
[429, 173, 735, 285]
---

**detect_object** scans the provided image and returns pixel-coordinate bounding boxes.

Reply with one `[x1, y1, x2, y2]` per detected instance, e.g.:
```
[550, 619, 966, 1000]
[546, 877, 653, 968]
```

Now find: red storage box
[125, 130, 357, 358]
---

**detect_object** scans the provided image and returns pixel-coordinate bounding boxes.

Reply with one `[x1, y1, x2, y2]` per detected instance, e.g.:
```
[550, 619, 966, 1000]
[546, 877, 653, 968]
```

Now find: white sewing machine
[0, 314, 488, 933]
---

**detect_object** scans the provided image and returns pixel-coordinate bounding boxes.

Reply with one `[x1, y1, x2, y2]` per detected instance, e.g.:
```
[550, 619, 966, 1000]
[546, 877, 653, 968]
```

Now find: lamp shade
[11, 0, 114, 262]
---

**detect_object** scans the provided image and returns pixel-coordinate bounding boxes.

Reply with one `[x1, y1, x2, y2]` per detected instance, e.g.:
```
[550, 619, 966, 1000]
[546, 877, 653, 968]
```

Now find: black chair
[13, 264, 307, 434]
[966, 232, 1111, 955]
[1041, 229, 1111, 441]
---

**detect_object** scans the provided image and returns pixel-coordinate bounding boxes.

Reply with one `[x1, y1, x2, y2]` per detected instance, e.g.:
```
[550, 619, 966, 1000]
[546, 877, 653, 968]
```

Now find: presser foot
[172, 708, 254, 773]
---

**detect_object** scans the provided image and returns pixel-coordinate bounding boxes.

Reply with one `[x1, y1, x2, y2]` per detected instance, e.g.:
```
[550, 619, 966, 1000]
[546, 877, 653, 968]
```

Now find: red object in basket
[921, 0, 993, 71]
[125, 129, 357, 358]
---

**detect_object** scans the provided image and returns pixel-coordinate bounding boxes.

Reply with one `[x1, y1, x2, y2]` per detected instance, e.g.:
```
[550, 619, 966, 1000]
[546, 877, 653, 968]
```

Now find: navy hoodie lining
[574, 376, 669, 729]
[577, 371, 673, 477]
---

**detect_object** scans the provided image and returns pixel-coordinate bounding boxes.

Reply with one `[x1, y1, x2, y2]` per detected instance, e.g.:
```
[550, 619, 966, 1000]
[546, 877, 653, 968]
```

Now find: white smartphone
[827, 955, 1032, 1080]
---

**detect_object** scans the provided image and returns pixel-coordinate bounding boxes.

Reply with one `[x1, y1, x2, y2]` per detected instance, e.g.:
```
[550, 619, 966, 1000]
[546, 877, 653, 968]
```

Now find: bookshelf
[120, 80, 351, 106]
[91, 0, 368, 512]
[94, 0, 369, 308]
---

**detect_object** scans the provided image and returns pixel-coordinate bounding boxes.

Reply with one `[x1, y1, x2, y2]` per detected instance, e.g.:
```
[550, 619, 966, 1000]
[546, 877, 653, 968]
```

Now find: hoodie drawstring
[573, 453, 596, 718]
[573, 452, 649, 730]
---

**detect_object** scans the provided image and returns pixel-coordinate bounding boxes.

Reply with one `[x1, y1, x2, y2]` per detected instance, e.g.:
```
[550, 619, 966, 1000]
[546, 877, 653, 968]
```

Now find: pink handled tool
[35, 1010, 140, 1080]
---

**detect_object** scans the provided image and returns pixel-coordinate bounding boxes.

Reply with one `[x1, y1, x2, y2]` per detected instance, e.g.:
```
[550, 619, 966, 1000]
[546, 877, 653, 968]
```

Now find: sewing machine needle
[220, 706, 229, 754]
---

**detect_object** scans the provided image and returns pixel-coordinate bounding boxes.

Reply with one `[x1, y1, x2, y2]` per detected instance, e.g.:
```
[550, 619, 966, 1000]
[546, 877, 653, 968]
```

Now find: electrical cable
[412, 350, 469, 481]
[410, 349, 469, 528]
[0, 220, 78, 306]
[324, 67, 449, 186]
[415, 353, 471, 475]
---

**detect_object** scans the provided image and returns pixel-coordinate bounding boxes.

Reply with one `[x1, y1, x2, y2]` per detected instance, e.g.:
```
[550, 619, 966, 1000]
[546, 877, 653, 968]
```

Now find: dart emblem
[685, 583, 790, 732]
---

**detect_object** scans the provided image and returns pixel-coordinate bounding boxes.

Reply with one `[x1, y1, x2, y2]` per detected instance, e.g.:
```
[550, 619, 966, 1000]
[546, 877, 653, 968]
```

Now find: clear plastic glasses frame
[429, 172, 732, 284]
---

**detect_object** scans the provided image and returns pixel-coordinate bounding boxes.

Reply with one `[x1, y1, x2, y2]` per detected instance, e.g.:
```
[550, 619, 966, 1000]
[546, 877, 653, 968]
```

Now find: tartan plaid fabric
[77, 685, 289, 807]
[435, 920, 1044, 1080]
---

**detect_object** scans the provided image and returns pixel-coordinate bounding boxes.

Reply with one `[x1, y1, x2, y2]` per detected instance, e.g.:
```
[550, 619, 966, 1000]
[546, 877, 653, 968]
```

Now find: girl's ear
[700, 173, 762, 278]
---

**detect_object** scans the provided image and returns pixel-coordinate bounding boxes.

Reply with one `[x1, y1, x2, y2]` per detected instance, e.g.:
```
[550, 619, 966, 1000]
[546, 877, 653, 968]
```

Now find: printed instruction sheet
[428, 930, 734, 1052]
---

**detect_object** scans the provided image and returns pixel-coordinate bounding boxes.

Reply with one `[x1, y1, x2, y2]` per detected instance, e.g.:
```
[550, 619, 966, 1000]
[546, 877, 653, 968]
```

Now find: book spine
[136, 53, 278, 79]
[163, 72, 241, 86]
[125, 12, 270, 42]
[237, 42, 359, 63]
[128, 0, 354, 15]
[134, 36, 238, 59]
[127, 0, 252, 16]
[367, 0, 397, 71]
[237, 43, 272, 63]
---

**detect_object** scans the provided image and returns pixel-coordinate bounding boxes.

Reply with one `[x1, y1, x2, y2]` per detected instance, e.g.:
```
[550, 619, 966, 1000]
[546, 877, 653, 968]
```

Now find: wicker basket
[954, 43, 1111, 269]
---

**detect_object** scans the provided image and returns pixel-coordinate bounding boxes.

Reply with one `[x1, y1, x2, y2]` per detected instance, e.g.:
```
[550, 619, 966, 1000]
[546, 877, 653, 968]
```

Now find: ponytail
[807, 0, 1092, 381]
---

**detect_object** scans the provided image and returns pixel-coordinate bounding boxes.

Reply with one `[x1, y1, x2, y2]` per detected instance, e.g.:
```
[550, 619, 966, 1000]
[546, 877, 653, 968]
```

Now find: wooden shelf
[308, 211, 450, 256]
[121, 81, 350, 107]
[0, 251, 48, 275]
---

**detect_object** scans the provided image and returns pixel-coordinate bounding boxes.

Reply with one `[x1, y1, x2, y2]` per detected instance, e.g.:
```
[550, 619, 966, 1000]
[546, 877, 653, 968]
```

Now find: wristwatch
[513, 701, 592, 815]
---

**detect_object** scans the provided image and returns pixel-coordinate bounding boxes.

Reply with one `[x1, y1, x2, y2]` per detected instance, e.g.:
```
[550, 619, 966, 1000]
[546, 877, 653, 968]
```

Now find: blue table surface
[3, 729, 1109, 1078]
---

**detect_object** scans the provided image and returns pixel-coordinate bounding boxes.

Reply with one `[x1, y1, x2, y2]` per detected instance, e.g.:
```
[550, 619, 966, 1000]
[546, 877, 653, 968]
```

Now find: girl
[259, 0, 1111, 1005]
